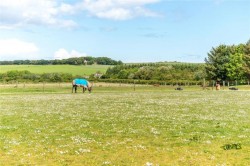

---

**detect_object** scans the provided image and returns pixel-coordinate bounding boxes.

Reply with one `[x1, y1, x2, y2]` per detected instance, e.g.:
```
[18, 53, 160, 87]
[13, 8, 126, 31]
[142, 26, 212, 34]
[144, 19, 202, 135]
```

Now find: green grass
[0, 65, 111, 76]
[0, 84, 250, 165]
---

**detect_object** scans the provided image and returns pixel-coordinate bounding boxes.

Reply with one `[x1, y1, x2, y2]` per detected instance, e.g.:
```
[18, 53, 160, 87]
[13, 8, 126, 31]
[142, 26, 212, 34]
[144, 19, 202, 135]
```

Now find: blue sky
[0, 0, 249, 63]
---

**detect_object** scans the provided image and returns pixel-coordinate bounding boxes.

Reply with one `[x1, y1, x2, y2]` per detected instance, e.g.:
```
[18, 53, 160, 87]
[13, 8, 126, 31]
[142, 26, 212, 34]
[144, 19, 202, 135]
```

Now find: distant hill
[126, 61, 204, 65]
[0, 56, 123, 66]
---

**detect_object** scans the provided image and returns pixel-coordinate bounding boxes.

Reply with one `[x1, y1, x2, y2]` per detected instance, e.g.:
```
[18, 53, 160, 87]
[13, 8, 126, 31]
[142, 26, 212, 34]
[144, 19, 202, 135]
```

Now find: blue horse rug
[73, 79, 89, 87]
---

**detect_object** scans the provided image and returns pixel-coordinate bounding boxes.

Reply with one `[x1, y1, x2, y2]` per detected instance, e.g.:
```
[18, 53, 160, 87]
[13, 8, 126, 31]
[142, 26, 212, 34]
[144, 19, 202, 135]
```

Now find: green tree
[117, 70, 129, 79]
[205, 45, 231, 80]
[226, 44, 245, 80]
[134, 66, 154, 80]
[226, 52, 244, 80]
[243, 39, 250, 80]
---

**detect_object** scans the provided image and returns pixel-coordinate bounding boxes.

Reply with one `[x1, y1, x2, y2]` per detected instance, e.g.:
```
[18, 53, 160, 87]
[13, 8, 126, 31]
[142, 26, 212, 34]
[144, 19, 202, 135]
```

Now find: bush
[0, 71, 73, 83]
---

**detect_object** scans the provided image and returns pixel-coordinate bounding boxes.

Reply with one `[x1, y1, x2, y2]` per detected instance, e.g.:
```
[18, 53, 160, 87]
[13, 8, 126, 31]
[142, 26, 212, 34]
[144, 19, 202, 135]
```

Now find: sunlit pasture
[0, 65, 110, 76]
[0, 84, 249, 165]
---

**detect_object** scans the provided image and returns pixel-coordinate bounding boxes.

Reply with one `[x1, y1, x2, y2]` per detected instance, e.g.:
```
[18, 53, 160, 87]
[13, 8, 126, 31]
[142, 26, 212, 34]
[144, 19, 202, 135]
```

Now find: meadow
[0, 65, 111, 76]
[0, 84, 250, 165]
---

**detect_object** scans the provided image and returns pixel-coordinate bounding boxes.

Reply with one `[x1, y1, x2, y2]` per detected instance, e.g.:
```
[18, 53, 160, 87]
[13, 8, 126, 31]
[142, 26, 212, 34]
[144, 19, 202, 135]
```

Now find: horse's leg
[83, 87, 86, 93]
[75, 86, 77, 93]
[72, 85, 74, 93]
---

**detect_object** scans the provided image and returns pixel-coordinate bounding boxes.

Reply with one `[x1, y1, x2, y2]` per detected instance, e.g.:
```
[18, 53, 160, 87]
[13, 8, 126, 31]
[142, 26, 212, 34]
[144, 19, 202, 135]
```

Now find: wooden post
[43, 82, 45, 92]
[133, 80, 135, 91]
[203, 78, 205, 90]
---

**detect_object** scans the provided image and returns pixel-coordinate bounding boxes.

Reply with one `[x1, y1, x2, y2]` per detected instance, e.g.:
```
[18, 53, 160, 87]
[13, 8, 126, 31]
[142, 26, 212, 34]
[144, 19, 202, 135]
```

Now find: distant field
[126, 62, 205, 65]
[0, 65, 111, 76]
[0, 84, 250, 165]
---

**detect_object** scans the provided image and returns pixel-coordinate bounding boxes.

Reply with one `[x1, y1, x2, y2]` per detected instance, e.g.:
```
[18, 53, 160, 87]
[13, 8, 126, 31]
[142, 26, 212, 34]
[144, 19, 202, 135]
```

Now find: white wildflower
[146, 162, 153, 166]
[103, 161, 111, 165]
[151, 128, 160, 135]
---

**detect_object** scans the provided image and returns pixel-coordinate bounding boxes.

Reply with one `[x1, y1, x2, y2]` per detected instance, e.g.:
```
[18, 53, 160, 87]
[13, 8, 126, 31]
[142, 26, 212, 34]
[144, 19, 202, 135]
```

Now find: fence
[0, 79, 249, 93]
[0, 82, 72, 93]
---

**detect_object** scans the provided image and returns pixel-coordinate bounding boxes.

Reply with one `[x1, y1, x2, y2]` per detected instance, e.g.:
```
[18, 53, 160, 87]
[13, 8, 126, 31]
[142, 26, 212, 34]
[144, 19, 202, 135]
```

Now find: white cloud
[96, 8, 132, 20]
[0, 0, 77, 29]
[0, 38, 39, 60]
[54, 48, 87, 60]
[59, 3, 76, 14]
[0, 0, 161, 29]
[81, 0, 161, 20]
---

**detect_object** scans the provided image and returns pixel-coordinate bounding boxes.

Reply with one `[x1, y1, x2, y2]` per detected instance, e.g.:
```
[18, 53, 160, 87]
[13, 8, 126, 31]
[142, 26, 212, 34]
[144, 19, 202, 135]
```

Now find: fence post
[43, 82, 45, 92]
[203, 78, 205, 90]
[134, 80, 136, 91]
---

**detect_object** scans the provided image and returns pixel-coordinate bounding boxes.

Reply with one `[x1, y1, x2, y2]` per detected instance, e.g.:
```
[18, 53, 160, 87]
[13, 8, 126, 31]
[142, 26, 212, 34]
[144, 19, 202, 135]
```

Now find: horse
[72, 78, 92, 93]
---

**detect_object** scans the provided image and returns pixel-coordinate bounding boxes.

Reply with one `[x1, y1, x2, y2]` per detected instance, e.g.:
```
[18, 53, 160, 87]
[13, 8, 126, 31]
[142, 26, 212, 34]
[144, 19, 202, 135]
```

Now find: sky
[0, 0, 249, 63]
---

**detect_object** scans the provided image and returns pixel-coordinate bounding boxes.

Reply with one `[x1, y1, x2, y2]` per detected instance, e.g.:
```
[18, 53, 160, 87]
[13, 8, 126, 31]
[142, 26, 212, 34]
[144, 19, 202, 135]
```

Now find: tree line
[0, 56, 123, 65]
[205, 40, 250, 81]
[98, 63, 205, 83]
[0, 70, 74, 83]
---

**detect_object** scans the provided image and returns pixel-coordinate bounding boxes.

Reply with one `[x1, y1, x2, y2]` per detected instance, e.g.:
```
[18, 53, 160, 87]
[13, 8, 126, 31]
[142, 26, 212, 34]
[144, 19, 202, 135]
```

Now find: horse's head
[87, 82, 93, 93]
[88, 86, 92, 93]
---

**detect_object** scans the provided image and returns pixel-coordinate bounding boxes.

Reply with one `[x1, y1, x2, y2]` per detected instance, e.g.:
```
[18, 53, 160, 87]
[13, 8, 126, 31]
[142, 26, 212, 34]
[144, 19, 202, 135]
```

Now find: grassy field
[0, 65, 111, 76]
[0, 84, 250, 165]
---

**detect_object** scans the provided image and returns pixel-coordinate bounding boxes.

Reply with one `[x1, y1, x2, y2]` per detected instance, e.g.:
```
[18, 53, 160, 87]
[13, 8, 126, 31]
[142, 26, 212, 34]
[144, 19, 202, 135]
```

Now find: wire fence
[0, 80, 249, 94]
